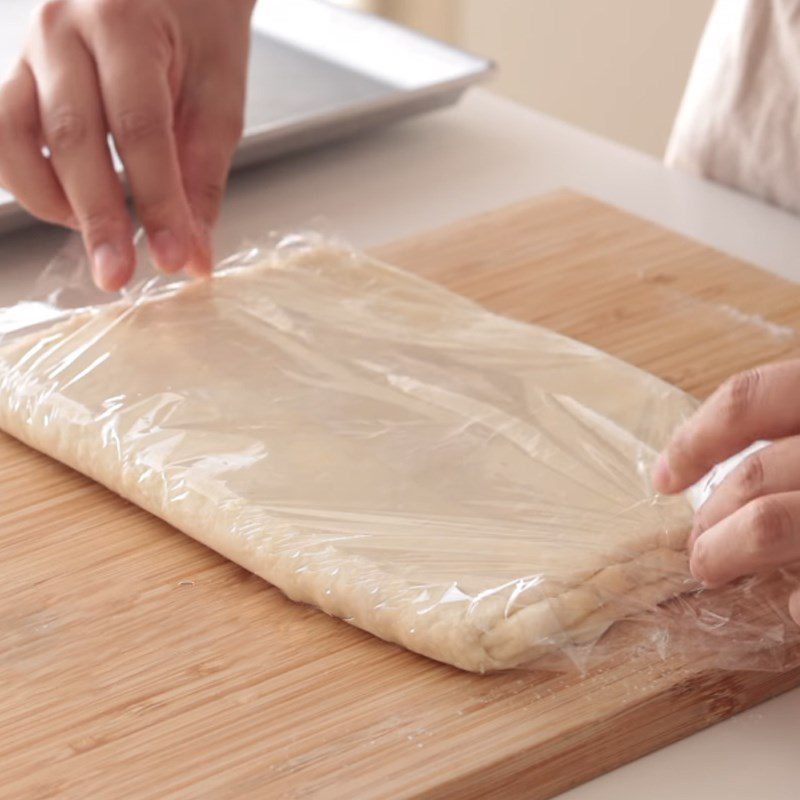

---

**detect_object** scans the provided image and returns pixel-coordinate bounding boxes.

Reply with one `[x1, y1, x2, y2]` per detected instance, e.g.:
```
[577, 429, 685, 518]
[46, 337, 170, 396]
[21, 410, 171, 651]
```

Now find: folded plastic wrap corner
[0, 234, 737, 673]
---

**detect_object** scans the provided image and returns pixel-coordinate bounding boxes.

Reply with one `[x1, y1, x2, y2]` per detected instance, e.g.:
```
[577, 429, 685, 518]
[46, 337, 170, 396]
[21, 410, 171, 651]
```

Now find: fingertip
[184, 223, 214, 279]
[789, 589, 800, 626]
[185, 262, 212, 280]
[91, 241, 134, 292]
[148, 228, 190, 274]
[652, 452, 675, 494]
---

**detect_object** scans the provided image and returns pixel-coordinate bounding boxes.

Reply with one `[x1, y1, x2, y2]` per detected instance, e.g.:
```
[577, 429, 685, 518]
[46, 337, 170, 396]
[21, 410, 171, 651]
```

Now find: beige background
[352, 0, 716, 156]
[2, 0, 715, 157]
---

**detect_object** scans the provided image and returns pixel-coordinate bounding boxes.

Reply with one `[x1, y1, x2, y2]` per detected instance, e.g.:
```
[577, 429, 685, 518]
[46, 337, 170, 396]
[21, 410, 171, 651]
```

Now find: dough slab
[0, 244, 697, 672]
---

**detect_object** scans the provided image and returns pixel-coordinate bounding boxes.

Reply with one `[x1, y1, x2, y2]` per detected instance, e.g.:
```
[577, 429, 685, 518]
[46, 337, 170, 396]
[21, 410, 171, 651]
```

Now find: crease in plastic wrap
[1, 232, 799, 674]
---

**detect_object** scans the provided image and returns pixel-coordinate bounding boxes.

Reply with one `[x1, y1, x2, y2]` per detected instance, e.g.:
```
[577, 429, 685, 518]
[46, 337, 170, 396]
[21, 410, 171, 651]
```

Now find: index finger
[654, 361, 800, 494]
[84, 18, 194, 272]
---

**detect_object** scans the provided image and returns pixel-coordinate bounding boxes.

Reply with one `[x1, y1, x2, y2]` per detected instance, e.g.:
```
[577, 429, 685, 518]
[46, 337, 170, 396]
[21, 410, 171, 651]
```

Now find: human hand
[0, 0, 255, 290]
[653, 360, 800, 623]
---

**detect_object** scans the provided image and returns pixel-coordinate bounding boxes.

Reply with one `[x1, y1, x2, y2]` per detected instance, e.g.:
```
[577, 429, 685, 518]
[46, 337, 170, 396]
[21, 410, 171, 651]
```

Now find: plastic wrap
[1, 233, 798, 673]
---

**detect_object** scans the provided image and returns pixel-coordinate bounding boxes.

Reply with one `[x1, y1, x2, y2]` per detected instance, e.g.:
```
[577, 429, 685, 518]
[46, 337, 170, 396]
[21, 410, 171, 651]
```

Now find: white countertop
[2, 5, 800, 799]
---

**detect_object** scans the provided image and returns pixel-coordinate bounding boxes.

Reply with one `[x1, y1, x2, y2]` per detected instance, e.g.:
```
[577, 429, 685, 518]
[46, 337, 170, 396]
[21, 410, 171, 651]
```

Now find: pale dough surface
[0, 245, 698, 671]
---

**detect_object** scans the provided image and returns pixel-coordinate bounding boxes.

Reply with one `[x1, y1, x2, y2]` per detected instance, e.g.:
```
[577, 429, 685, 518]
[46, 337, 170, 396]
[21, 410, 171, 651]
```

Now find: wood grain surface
[3, 191, 800, 800]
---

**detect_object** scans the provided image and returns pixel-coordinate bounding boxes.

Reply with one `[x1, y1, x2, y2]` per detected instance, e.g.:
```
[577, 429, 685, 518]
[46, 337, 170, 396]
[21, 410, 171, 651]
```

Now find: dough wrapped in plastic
[0, 235, 785, 672]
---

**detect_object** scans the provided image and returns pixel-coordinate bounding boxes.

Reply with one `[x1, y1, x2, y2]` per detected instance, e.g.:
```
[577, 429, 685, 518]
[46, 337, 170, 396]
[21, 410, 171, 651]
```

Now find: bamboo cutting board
[4, 191, 800, 800]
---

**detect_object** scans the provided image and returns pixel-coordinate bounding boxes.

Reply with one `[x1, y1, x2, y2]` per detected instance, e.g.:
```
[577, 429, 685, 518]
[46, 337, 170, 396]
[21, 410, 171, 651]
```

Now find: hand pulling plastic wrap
[1, 234, 799, 673]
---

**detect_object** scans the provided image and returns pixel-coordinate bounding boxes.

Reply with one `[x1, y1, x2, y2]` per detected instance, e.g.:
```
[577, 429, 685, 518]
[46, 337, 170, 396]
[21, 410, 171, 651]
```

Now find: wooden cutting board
[4, 190, 800, 800]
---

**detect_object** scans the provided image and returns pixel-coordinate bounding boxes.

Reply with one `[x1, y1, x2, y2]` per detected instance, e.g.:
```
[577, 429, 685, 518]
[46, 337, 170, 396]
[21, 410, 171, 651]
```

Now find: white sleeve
[666, 0, 800, 216]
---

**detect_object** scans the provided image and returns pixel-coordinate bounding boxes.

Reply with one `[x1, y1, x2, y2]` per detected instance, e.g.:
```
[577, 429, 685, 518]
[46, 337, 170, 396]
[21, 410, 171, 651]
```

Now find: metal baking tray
[0, 0, 493, 234]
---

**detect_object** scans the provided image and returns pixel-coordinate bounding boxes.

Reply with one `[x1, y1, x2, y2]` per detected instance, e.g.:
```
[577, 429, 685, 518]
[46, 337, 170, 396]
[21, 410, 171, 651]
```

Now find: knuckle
[718, 368, 761, 426]
[746, 496, 792, 555]
[88, 0, 171, 61]
[44, 110, 89, 153]
[732, 453, 765, 501]
[112, 108, 168, 148]
[91, 0, 137, 25]
[33, 0, 69, 34]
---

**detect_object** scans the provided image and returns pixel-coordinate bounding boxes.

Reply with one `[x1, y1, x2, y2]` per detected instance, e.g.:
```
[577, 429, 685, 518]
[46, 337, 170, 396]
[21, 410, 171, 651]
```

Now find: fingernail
[788, 591, 800, 626]
[689, 555, 706, 586]
[693, 573, 713, 588]
[688, 520, 703, 551]
[198, 224, 212, 262]
[689, 540, 716, 588]
[150, 229, 186, 273]
[185, 224, 214, 279]
[652, 453, 673, 493]
[92, 243, 127, 292]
